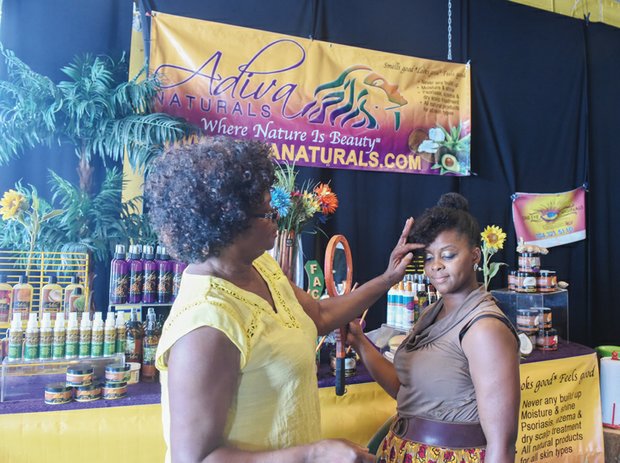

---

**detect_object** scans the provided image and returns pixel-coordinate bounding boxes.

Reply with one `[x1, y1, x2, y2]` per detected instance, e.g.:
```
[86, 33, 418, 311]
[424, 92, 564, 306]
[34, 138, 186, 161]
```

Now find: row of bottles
[6, 308, 162, 381]
[386, 274, 437, 330]
[0, 274, 84, 324]
[109, 244, 187, 305]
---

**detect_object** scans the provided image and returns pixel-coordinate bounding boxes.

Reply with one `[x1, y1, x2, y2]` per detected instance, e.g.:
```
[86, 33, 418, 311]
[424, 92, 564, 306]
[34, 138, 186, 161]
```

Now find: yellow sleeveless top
[156, 252, 320, 460]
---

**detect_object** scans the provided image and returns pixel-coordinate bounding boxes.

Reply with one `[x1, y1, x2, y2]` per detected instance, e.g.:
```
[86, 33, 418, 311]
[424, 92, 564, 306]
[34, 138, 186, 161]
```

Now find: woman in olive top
[347, 193, 520, 463]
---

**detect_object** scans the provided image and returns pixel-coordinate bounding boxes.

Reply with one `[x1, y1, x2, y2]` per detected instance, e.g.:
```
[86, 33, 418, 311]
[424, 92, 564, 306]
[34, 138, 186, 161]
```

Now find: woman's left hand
[382, 217, 423, 286]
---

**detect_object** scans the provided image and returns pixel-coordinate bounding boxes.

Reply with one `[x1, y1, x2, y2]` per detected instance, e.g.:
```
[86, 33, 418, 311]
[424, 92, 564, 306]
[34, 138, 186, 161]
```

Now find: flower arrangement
[269, 162, 338, 283]
[270, 163, 338, 235]
[479, 225, 507, 290]
[0, 186, 64, 270]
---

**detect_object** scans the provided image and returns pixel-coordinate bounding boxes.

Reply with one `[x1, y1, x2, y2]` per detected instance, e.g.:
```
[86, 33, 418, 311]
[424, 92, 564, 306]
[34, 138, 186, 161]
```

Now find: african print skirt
[376, 429, 486, 463]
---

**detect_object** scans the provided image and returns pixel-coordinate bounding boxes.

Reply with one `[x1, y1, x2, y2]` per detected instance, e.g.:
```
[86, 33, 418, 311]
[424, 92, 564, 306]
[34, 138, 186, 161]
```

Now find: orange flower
[314, 183, 338, 215]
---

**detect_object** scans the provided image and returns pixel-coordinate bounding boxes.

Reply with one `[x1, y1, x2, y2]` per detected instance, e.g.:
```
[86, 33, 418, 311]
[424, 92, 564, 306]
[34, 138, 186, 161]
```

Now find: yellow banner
[149, 12, 471, 176]
[518, 353, 604, 462]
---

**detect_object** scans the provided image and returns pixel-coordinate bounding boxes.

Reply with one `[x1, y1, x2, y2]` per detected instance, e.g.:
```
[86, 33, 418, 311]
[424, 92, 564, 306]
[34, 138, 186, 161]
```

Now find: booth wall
[1, 0, 617, 346]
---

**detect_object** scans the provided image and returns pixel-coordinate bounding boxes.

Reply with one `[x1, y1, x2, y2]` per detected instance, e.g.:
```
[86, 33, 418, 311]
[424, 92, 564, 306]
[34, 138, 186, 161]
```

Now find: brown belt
[391, 415, 487, 449]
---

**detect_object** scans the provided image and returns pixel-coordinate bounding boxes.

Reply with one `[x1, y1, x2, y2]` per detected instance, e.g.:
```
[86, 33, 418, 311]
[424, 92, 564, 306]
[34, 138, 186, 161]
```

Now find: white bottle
[403, 280, 415, 331]
[91, 312, 104, 357]
[78, 314, 92, 358]
[386, 284, 397, 327]
[39, 312, 53, 360]
[52, 312, 66, 359]
[24, 312, 40, 361]
[65, 312, 79, 359]
[8, 313, 23, 361]
[394, 281, 405, 329]
[103, 311, 117, 357]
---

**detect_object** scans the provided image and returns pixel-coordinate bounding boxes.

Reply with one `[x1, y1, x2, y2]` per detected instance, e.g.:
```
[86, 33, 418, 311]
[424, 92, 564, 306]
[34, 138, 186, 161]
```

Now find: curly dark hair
[145, 136, 275, 262]
[408, 192, 480, 248]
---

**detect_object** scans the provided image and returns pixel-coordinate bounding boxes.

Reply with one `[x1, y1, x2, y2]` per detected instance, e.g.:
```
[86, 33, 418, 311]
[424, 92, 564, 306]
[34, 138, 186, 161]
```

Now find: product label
[109, 273, 129, 304]
[79, 341, 91, 357]
[91, 343, 103, 357]
[0, 289, 11, 322]
[143, 345, 157, 364]
[129, 272, 144, 298]
[103, 341, 115, 356]
[24, 340, 39, 361]
[41, 288, 62, 310]
[8, 338, 23, 360]
[125, 337, 143, 362]
[65, 342, 78, 358]
[39, 342, 52, 359]
[53, 340, 65, 359]
[143, 270, 157, 297]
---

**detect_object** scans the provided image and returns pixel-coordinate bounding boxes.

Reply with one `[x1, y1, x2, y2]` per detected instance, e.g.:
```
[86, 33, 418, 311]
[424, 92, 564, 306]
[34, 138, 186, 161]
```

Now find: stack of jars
[516, 307, 558, 351]
[507, 252, 558, 293]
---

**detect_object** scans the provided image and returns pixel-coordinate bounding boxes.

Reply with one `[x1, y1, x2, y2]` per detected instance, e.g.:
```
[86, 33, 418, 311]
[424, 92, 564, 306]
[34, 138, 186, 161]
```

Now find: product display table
[0, 342, 605, 463]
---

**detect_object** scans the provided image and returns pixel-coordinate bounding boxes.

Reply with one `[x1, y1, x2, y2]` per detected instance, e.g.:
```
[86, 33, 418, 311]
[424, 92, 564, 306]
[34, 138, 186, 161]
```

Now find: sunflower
[481, 225, 506, 250]
[0, 189, 27, 220]
[314, 183, 338, 215]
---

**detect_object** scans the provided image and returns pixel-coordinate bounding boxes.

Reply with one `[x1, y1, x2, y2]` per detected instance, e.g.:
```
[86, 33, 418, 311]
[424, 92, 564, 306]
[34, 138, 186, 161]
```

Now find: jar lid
[538, 328, 558, 336]
[105, 363, 130, 373]
[104, 381, 127, 388]
[45, 382, 72, 393]
[517, 308, 538, 316]
[76, 382, 102, 392]
[539, 270, 556, 275]
[520, 252, 533, 256]
[533, 307, 552, 313]
[67, 364, 94, 375]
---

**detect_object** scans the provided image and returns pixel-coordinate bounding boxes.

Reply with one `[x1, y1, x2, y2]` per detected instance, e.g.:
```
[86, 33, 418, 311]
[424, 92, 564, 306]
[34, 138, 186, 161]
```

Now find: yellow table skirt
[0, 382, 396, 463]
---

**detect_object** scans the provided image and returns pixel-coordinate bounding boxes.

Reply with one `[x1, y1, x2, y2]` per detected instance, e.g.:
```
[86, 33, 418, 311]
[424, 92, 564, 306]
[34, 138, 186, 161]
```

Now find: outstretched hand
[383, 217, 423, 286]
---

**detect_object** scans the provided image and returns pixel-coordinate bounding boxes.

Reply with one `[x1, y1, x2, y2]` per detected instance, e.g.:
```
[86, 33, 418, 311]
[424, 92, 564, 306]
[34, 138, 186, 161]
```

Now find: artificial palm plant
[0, 44, 196, 194]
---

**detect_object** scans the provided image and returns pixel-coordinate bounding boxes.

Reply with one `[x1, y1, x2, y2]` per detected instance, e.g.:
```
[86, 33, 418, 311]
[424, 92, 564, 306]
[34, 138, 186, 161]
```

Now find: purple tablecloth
[0, 341, 595, 415]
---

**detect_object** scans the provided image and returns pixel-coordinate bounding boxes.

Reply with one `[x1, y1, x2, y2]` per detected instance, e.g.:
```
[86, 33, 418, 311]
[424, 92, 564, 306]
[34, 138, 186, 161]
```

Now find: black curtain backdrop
[1, 0, 617, 346]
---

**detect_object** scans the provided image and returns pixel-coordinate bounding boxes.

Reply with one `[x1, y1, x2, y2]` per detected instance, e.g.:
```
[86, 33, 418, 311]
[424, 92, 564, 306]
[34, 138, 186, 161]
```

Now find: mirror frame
[324, 234, 353, 297]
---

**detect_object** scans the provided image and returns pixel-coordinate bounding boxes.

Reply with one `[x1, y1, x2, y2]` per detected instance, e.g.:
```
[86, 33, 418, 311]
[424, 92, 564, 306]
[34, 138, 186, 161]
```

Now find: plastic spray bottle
[128, 245, 144, 304]
[103, 311, 117, 357]
[109, 244, 129, 304]
[78, 314, 92, 358]
[115, 312, 126, 355]
[52, 313, 66, 360]
[91, 312, 104, 357]
[142, 245, 158, 304]
[142, 307, 160, 382]
[39, 312, 53, 360]
[65, 312, 79, 359]
[8, 313, 23, 362]
[24, 312, 40, 361]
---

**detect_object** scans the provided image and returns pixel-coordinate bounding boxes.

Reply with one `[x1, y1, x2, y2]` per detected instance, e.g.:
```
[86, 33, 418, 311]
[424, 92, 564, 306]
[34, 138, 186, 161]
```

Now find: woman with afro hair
[146, 136, 420, 463]
[346, 193, 520, 463]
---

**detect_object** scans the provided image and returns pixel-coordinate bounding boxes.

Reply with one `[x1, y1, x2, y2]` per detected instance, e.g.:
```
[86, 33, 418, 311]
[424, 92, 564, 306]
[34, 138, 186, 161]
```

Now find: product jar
[516, 309, 539, 334]
[518, 252, 541, 273]
[536, 329, 559, 351]
[66, 364, 94, 387]
[516, 272, 537, 293]
[75, 383, 102, 402]
[103, 381, 128, 400]
[44, 382, 73, 405]
[105, 363, 130, 384]
[507, 271, 517, 291]
[329, 350, 357, 378]
[537, 270, 557, 293]
[534, 307, 552, 330]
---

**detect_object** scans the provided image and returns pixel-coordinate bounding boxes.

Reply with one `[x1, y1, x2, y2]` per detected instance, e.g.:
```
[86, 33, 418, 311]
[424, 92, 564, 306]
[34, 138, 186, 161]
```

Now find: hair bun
[437, 192, 469, 212]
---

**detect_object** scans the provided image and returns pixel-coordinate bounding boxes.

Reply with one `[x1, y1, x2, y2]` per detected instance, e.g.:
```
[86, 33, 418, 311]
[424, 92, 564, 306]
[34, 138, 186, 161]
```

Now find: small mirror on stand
[324, 235, 353, 396]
